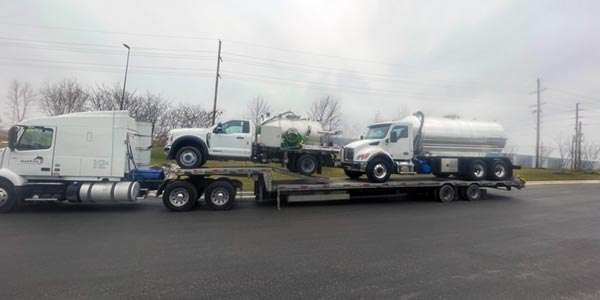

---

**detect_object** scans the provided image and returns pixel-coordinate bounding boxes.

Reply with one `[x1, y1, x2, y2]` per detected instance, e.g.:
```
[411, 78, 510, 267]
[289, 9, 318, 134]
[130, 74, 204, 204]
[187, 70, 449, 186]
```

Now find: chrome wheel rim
[494, 164, 506, 178]
[211, 188, 230, 206]
[169, 188, 190, 207]
[180, 151, 198, 167]
[373, 163, 388, 179]
[472, 163, 485, 178]
[0, 188, 8, 207]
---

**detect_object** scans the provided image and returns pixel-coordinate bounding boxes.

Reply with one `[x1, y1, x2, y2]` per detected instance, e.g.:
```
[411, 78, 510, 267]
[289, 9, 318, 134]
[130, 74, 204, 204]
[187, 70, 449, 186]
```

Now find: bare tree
[244, 96, 270, 127]
[442, 114, 461, 120]
[39, 79, 88, 116]
[129, 92, 169, 143]
[581, 142, 600, 170]
[392, 105, 411, 120]
[373, 110, 383, 123]
[553, 134, 572, 170]
[307, 96, 343, 131]
[89, 83, 136, 111]
[7, 80, 36, 123]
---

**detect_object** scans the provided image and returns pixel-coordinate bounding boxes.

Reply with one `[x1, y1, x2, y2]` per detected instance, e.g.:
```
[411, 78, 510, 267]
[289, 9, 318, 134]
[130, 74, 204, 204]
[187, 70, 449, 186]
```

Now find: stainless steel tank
[404, 115, 507, 156]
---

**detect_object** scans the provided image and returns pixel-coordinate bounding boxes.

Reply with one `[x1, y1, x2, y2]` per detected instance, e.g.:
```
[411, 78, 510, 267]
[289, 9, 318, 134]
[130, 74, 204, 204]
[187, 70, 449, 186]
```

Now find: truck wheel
[464, 184, 482, 201]
[466, 160, 487, 181]
[286, 158, 298, 172]
[162, 181, 198, 211]
[176, 146, 203, 169]
[436, 184, 455, 203]
[367, 158, 392, 183]
[344, 169, 363, 179]
[0, 182, 18, 213]
[488, 160, 508, 181]
[204, 181, 236, 210]
[296, 154, 318, 176]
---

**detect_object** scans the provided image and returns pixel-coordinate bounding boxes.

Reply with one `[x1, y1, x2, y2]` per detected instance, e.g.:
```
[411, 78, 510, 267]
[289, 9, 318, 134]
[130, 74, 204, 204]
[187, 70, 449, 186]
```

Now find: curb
[526, 180, 600, 186]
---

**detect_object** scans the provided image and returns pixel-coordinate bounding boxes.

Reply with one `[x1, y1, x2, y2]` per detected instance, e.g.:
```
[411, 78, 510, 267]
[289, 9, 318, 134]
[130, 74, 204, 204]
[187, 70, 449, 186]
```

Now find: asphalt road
[1, 184, 600, 300]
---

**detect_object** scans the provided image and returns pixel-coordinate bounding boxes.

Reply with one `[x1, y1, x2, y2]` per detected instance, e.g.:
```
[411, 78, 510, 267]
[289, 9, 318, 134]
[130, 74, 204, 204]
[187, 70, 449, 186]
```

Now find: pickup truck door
[208, 120, 252, 158]
[8, 126, 57, 177]
[385, 125, 412, 161]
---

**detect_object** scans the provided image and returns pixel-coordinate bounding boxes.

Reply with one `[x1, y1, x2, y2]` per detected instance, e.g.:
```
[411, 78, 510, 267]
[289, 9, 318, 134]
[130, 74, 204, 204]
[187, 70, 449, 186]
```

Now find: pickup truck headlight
[356, 153, 370, 161]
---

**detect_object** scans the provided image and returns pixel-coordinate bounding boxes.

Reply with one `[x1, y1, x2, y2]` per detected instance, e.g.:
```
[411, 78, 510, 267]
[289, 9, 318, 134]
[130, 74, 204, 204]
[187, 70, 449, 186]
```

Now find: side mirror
[390, 133, 398, 143]
[8, 126, 18, 151]
[359, 135, 364, 140]
[214, 123, 223, 133]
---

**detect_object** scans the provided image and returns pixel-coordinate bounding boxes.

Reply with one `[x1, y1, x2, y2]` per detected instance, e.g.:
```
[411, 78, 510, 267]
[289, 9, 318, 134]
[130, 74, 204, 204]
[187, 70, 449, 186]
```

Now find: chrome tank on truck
[258, 112, 326, 148]
[403, 115, 507, 157]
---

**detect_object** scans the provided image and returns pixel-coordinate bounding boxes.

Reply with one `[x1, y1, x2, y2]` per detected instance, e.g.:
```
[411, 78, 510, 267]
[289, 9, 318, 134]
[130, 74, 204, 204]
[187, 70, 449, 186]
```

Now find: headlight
[356, 153, 370, 161]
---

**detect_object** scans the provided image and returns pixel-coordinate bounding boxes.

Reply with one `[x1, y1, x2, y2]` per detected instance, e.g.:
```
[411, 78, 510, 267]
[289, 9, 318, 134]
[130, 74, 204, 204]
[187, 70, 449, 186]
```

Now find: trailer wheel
[344, 169, 363, 179]
[296, 154, 318, 176]
[464, 184, 482, 201]
[436, 184, 456, 203]
[0, 181, 18, 213]
[488, 160, 508, 181]
[162, 181, 198, 211]
[204, 181, 236, 210]
[366, 158, 392, 183]
[466, 160, 487, 181]
[176, 146, 203, 169]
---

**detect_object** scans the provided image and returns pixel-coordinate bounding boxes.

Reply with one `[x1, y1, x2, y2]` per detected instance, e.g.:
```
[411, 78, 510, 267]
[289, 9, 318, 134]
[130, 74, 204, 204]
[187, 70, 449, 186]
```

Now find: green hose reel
[281, 128, 306, 149]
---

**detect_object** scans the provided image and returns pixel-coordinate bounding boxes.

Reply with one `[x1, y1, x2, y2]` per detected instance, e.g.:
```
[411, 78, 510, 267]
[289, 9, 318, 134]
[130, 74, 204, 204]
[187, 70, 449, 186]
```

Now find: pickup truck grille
[343, 148, 354, 161]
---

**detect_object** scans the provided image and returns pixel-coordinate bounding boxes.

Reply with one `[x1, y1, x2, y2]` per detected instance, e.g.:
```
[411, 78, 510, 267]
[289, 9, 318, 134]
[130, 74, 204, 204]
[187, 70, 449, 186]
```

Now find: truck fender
[0, 168, 25, 187]
[368, 152, 395, 168]
[169, 136, 209, 159]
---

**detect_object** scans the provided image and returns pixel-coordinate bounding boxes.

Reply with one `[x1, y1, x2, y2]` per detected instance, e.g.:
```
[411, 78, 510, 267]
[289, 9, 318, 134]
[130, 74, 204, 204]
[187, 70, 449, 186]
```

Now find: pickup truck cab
[164, 120, 254, 168]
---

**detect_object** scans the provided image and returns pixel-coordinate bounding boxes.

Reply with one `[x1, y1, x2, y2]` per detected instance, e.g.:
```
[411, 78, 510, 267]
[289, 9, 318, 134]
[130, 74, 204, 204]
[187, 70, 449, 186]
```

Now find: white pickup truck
[164, 112, 341, 176]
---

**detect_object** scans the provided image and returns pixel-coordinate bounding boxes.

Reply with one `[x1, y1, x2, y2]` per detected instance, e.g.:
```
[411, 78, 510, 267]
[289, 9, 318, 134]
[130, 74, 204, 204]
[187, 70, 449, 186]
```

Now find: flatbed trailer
[157, 166, 526, 211]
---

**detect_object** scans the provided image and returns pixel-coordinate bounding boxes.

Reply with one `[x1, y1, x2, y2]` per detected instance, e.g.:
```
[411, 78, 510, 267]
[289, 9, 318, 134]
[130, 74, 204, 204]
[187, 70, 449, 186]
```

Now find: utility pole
[577, 121, 583, 170]
[211, 40, 222, 126]
[574, 103, 580, 170]
[529, 79, 546, 168]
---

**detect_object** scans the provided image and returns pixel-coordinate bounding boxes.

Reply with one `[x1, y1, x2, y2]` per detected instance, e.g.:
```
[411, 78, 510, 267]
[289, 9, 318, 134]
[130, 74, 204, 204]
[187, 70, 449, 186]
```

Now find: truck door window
[16, 127, 54, 151]
[221, 121, 244, 134]
[390, 126, 408, 143]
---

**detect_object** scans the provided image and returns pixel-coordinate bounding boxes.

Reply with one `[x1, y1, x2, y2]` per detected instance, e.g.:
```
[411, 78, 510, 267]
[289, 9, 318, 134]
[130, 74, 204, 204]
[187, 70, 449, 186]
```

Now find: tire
[488, 160, 509, 181]
[162, 181, 198, 211]
[466, 159, 487, 181]
[366, 158, 392, 183]
[464, 184, 482, 201]
[436, 184, 456, 203]
[286, 157, 298, 173]
[0, 182, 18, 213]
[204, 181, 236, 210]
[344, 169, 363, 179]
[175, 146, 204, 169]
[296, 154, 318, 176]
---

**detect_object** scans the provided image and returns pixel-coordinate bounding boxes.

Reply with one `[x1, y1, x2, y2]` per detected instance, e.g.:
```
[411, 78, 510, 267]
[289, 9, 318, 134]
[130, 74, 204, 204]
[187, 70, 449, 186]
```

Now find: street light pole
[120, 43, 131, 110]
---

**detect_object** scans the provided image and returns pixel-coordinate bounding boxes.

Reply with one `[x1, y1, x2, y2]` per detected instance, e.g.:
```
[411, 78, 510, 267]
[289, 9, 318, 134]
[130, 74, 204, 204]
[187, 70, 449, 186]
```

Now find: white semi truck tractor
[164, 111, 340, 176]
[0, 111, 162, 213]
[340, 112, 516, 183]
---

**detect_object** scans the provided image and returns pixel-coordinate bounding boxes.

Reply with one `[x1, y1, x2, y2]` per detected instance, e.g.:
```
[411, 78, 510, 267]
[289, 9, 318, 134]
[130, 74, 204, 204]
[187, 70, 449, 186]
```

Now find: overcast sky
[1, 0, 599, 155]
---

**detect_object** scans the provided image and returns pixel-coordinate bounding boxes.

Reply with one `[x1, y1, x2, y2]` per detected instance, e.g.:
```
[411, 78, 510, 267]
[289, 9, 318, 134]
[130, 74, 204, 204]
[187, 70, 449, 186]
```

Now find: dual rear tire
[162, 180, 236, 212]
[463, 159, 510, 181]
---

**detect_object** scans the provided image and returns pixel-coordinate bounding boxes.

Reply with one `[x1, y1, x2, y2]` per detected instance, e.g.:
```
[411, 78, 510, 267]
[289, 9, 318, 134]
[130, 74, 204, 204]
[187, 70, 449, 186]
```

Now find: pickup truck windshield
[366, 124, 391, 139]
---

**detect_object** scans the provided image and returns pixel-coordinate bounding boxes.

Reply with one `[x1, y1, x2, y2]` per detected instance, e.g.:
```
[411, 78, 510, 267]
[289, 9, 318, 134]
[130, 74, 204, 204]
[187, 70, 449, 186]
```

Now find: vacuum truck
[164, 111, 341, 176]
[0, 111, 162, 213]
[341, 112, 516, 183]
